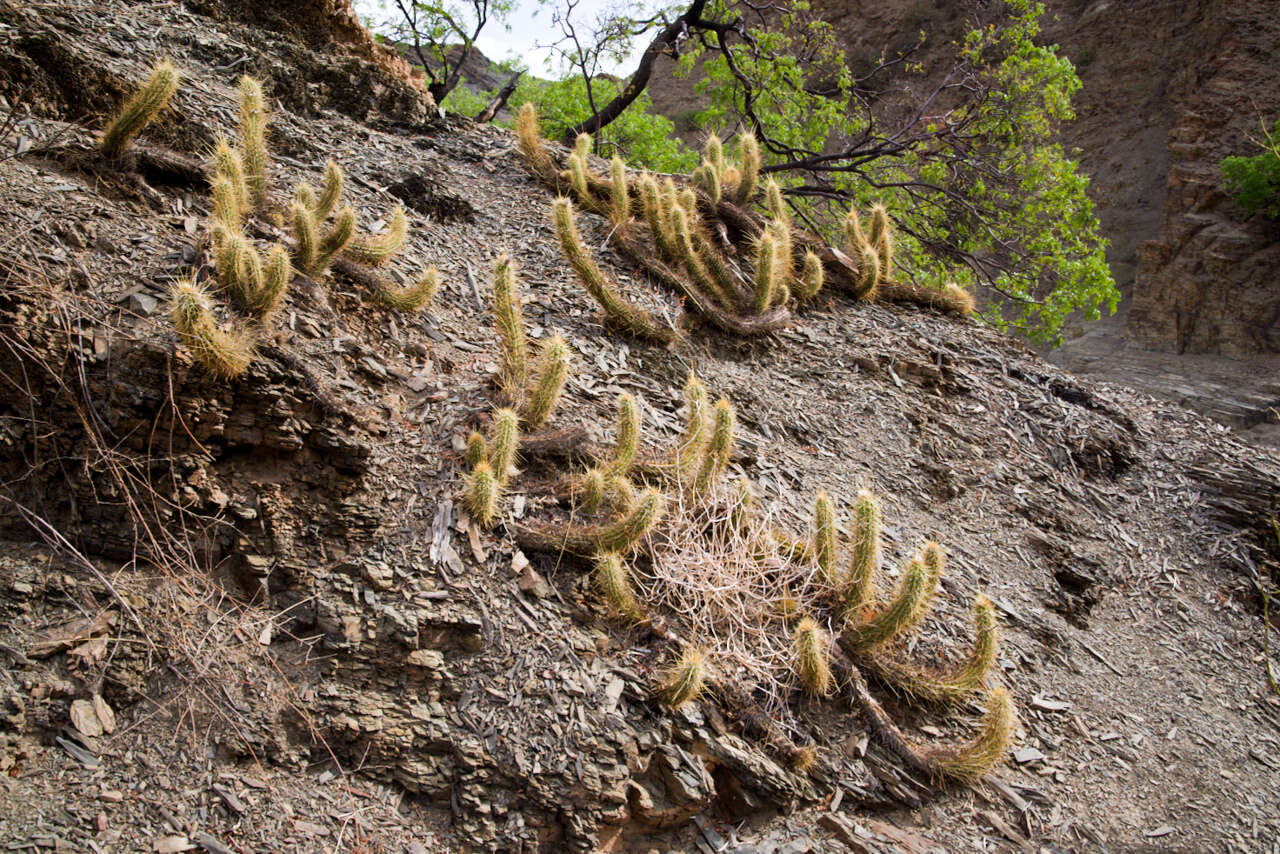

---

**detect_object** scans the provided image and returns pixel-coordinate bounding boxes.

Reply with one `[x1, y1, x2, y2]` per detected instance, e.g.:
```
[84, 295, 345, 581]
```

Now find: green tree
[366, 0, 517, 102]
[1221, 118, 1280, 220]
[507, 75, 696, 172]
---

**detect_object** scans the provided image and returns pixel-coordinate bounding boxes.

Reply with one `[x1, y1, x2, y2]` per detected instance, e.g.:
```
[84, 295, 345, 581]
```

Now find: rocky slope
[0, 2, 1278, 853]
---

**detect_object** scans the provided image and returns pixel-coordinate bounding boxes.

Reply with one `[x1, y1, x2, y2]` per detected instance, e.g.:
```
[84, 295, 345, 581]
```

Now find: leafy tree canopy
[1221, 119, 1280, 220]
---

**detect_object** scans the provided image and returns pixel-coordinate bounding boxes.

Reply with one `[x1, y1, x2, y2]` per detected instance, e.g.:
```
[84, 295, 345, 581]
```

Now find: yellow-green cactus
[100, 60, 180, 157]
[375, 267, 440, 312]
[656, 645, 708, 709]
[236, 75, 269, 211]
[521, 334, 570, 430]
[169, 277, 253, 379]
[345, 205, 408, 266]
[793, 617, 832, 696]
[492, 254, 528, 406]
[552, 197, 676, 343]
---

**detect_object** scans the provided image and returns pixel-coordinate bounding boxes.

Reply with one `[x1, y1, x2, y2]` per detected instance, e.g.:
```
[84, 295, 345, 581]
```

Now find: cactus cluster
[692, 132, 761, 206]
[167, 73, 445, 379]
[462, 258, 579, 528]
[552, 198, 676, 344]
[463, 408, 521, 528]
[515, 108, 823, 338]
[512, 376, 1014, 785]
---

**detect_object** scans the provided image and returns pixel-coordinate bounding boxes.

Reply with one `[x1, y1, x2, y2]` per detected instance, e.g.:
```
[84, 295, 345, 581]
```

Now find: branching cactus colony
[87, 66, 446, 378]
[462, 257, 576, 529]
[509, 374, 1015, 785]
[101, 62, 1013, 789]
[514, 105, 918, 340]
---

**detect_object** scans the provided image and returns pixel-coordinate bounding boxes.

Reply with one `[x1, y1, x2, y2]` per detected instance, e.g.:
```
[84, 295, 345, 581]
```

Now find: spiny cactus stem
[314, 206, 356, 273]
[594, 552, 644, 623]
[521, 334, 570, 430]
[376, 267, 440, 312]
[169, 277, 253, 379]
[100, 60, 180, 158]
[516, 487, 664, 558]
[345, 205, 408, 266]
[753, 234, 777, 314]
[811, 491, 838, 585]
[290, 202, 318, 274]
[552, 197, 676, 344]
[492, 254, 529, 406]
[609, 156, 630, 226]
[734, 132, 761, 204]
[869, 595, 1000, 704]
[465, 462, 499, 529]
[840, 556, 933, 651]
[314, 159, 344, 222]
[793, 617, 833, 696]
[488, 408, 521, 488]
[237, 75, 269, 211]
[604, 393, 640, 479]
[842, 489, 882, 616]
[656, 646, 707, 709]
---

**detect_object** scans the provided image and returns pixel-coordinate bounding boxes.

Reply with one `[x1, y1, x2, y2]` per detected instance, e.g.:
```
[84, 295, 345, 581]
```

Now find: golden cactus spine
[211, 136, 249, 212]
[869, 203, 894, 281]
[676, 374, 711, 475]
[491, 254, 528, 406]
[376, 267, 440, 312]
[521, 334, 570, 430]
[604, 393, 640, 478]
[250, 244, 291, 317]
[567, 152, 590, 203]
[100, 60, 180, 157]
[466, 431, 488, 469]
[764, 179, 788, 224]
[793, 617, 832, 696]
[692, 398, 735, 497]
[210, 175, 242, 231]
[488, 408, 520, 486]
[872, 595, 1001, 704]
[345, 205, 408, 266]
[594, 487, 664, 553]
[639, 174, 678, 261]
[169, 277, 253, 379]
[669, 205, 733, 310]
[313, 206, 356, 273]
[609, 156, 630, 225]
[752, 233, 777, 314]
[797, 250, 824, 299]
[734, 132, 760, 204]
[552, 197, 675, 343]
[237, 75, 269, 211]
[314, 160, 343, 221]
[706, 134, 725, 177]
[290, 202, 318, 274]
[656, 646, 707, 709]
